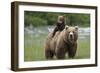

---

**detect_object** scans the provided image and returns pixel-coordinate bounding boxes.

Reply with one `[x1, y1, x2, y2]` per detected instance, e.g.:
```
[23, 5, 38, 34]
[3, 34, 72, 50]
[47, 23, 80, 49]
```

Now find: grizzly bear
[45, 25, 78, 59]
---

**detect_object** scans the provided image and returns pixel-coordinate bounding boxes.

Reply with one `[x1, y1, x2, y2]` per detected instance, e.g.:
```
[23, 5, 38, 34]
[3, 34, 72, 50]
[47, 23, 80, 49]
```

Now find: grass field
[24, 26, 90, 61]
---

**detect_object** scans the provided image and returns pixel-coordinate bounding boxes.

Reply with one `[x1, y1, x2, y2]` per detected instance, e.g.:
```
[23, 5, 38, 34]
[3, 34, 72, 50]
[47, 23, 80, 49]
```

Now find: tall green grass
[24, 33, 90, 61]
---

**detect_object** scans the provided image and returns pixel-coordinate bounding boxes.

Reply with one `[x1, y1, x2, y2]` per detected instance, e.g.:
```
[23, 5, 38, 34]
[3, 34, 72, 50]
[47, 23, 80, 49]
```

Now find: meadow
[24, 26, 90, 61]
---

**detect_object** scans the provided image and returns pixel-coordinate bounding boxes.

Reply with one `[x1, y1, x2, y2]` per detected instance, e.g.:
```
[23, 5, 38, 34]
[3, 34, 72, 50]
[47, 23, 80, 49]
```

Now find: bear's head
[64, 25, 78, 43]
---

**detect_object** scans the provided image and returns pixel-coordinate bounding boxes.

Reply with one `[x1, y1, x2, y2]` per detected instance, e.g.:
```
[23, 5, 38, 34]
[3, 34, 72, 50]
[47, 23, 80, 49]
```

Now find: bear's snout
[70, 34, 73, 39]
[69, 32, 74, 40]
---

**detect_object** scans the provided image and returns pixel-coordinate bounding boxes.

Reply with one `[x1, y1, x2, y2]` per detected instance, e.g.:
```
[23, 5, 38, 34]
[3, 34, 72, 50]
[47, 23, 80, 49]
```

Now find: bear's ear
[65, 25, 69, 30]
[75, 26, 78, 31]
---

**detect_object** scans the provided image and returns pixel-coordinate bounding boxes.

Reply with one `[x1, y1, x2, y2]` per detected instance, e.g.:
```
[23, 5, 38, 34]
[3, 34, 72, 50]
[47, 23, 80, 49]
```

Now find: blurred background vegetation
[24, 11, 90, 27]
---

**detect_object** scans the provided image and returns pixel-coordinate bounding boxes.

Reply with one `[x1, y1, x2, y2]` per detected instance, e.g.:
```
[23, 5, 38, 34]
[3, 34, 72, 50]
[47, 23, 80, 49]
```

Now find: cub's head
[64, 25, 78, 43]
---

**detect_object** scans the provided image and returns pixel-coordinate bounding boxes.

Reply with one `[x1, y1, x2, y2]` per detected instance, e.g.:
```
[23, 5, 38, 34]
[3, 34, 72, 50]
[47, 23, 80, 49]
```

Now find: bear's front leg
[56, 48, 66, 59]
[45, 49, 54, 59]
[68, 43, 77, 59]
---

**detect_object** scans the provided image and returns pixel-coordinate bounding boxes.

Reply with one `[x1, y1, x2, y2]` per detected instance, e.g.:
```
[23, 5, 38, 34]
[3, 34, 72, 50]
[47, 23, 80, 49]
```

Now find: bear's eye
[73, 31, 75, 33]
[68, 31, 70, 33]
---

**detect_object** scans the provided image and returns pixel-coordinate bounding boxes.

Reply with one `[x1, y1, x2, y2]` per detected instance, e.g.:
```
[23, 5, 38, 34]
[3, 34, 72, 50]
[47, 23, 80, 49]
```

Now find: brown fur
[45, 26, 78, 59]
[52, 15, 65, 37]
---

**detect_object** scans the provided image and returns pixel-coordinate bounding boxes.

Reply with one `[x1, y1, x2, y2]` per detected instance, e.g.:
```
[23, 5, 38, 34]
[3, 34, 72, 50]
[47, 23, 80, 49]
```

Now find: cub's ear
[65, 25, 69, 30]
[75, 26, 78, 31]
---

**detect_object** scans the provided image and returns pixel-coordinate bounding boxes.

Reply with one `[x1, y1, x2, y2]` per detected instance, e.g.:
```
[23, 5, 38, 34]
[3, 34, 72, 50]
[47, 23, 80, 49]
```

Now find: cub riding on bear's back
[45, 25, 78, 59]
[52, 15, 65, 37]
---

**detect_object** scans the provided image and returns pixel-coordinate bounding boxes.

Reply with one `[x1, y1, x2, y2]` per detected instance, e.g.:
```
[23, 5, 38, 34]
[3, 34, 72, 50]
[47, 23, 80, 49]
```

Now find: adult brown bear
[45, 25, 78, 59]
